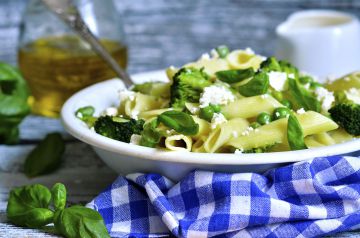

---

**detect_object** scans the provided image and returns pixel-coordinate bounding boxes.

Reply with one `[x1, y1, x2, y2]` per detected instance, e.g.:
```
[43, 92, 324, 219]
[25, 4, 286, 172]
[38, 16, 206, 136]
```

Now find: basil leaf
[6, 184, 54, 228]
[51, 183, 66, 211]
[140, 119, 162, 148]
[24, 133, 65, 178]
[158, 111, 199, 135]
[287, 114, 307, 150]
[238, 71, 269, 97]
[0, 62, 30, 144]
[215, 68, 255, 84]
[54, 205, 110, 238]
[288, 78, 321, 112]
[216, 45, 230, 58]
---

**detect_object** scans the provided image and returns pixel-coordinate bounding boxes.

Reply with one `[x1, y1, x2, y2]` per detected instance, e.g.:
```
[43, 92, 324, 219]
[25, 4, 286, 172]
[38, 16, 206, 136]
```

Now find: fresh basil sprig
[24, 132, 65, 178]
[51, 183, 66, 211]
[140, 119, 162, 148]
[215, 68, 255, 84]
[288, 78, 321, 112]
[238, 71, 269, 97]
[287, 114, 307, 150]
[54, 205, 110, 238]
[158, 110, 199, 135]
[7, 183, 110, 238]
[0, 62, 30, 144]
[7, 184, 54, 228]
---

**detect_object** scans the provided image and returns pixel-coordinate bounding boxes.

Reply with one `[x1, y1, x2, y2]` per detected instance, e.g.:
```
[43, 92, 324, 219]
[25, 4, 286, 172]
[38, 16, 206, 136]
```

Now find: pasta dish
[75, 46, 360, 153]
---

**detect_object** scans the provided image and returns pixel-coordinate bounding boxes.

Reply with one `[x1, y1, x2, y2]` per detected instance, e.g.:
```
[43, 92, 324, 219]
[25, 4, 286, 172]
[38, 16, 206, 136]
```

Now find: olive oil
[18, 35, 127, 117]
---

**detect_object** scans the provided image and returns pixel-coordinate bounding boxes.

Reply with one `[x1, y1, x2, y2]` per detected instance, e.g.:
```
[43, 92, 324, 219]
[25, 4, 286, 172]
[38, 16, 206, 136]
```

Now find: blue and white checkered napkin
[87, 154, 360, 238]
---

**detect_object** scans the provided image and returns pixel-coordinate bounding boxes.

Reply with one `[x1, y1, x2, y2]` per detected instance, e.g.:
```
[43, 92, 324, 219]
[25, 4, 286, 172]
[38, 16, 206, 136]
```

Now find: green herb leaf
[24, 133, 65, 178]
[54, 205, 110, 238]
[6, 184, 54, 228]
[215, 68, 254, 84]
[140, 119, 162, 148]
[75, 106, 97, 127]
[287, 114, 307, 150]
[288, 78, 321, 112]
[51, 183, 66, 211]
[0, 62, 30, 144]
[216, 45, 230, 58]
[158, 110, 199, 135]
[238, 71, 269, 97]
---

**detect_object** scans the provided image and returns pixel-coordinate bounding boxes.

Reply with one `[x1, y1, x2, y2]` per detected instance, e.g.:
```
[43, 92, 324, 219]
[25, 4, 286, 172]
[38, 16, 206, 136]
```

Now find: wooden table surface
[1, 1, 360, 237]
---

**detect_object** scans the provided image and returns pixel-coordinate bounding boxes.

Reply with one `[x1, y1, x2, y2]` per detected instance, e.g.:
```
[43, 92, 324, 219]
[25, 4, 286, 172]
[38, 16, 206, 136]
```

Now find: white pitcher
[275, 10, 360, 81]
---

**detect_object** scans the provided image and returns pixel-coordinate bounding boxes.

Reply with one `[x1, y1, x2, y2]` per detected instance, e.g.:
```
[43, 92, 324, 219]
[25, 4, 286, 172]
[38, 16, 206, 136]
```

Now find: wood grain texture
[1, 0, 360, 237]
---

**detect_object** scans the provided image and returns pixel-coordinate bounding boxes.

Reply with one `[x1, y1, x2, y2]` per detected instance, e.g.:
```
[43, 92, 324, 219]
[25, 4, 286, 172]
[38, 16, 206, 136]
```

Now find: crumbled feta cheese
[76, 112, 83, 119]
[275, 112, 280, 117]
[166, 129, 176, 135]
[303, 83, 310, 90]
[314, 87, 335, 112]
[210, 49, 219, 58]
[296, 108, 306, 114]
[130, 134, 142, 145]
[130, 110, 139, 120]
[234, 148, 244, 154]
[267, 71, 288, 91]
[200, 53, 211, 60]
[200, 85, 235, 108]
[288, 73, 295, 79]
[241, 126, 254, 136]
[119, 90, 136, 102]
[211, 113, 227, 129]
[232, 131, 238, 138]
[103, 107, 118, 116]
[245, 47, 255, 55]
[189, 107, 199, 114]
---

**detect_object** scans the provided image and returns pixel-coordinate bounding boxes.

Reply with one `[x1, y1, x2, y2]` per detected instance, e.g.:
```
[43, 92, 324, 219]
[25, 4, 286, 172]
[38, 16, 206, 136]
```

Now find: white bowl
[61, 70, 360, 181]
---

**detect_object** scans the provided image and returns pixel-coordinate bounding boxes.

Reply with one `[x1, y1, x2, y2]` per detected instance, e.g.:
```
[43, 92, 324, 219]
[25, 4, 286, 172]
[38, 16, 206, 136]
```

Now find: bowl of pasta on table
[61, 46, 360, 181]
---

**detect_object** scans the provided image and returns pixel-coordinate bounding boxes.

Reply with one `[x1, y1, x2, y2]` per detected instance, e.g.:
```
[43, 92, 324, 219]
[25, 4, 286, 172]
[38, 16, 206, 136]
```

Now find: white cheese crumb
[304, 83, 310, 90]
[245, 47, 255, 55]
[288, 73, 295, 79]
[314, 87, 335, 112]
[211, 113, 227, 129]
[200, 53, 211, 60]
[166, 129, 176, 135]
[210, 49, 219, 58]
[232, 131, 238, 138]
[103, 107, 118, 116]
[241, 126, 254, 136]
[130, 134, 142, 145]
[76, 112, 83, 119]
[234, 148, 244, 154]
[296, 108, 306, 114]
[200, 85, 235, 108]
[189, 107, 199, 114]
[119, 90, 136, 102]
[130, 110, 139, 120]
[267, 71, 288, 91]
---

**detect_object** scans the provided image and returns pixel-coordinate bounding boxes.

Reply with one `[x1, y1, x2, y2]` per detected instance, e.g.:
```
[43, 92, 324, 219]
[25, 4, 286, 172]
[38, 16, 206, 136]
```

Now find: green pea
[210, 104, 221, 113]
[281, 99, 292, 109]
[299, 76, 313, 84]
[256, 112, 272, 125]
[199, 106, 214, 122]
[271, 91, 283, 101]
[310, 82, 323, 89]
[273, 107, 291, 120]
[250, 122, 261, 129]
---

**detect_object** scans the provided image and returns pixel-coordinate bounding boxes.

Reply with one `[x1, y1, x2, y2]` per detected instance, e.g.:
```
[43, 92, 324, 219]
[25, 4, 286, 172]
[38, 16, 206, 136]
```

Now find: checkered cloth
[87, 154, 360, 238]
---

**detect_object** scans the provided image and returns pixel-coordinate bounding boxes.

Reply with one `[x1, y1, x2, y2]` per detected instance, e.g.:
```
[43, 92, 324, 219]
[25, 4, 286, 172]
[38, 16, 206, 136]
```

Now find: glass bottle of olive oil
[18, 0, 127, 117]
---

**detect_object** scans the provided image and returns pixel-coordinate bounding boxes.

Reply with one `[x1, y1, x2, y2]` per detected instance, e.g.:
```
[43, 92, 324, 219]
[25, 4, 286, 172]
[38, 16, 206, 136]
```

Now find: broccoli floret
[260, 57, 282, 72]
[170, 67, 212, 109]
[329, 103, 360, 136]
[94, 116, 145, 142]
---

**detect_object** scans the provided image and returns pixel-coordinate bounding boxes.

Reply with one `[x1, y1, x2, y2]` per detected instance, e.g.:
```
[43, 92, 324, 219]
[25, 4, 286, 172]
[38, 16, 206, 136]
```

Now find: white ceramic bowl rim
[276, 9, 359, 34]
[61, 70, 360, 166]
